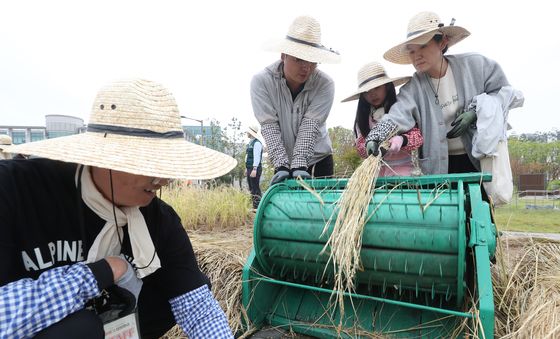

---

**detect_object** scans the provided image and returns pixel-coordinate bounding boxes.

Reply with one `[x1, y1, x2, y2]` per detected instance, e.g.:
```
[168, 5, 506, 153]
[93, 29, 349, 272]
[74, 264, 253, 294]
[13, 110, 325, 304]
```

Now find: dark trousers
[449, 153, 490, 202]
[308, 154, 334, 178]
[34, 309, 104, 339]
[247, 167, 262, 209]
[35, 280, 177, 339]
[448, 153, 478, 173]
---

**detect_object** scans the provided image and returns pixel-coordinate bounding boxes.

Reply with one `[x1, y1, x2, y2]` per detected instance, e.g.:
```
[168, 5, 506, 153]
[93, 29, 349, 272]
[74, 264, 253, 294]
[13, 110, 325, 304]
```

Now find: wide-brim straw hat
[246, 125, 264, 144]
[263, 15, 341, 64]
[5, 79, 237, 179]
[0, 134, 12, 151]
[384, 11, 470, 65]
[341, 62, 410, 102]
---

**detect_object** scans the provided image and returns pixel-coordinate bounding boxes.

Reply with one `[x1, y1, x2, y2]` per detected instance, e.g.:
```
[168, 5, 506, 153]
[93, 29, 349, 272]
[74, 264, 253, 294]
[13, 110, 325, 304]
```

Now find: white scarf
[76, 165, 161, 278]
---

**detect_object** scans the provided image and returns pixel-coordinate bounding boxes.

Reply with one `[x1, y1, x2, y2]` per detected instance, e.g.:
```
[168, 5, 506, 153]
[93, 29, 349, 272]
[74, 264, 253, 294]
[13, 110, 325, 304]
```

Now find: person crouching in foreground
[0, 79, 237, 338]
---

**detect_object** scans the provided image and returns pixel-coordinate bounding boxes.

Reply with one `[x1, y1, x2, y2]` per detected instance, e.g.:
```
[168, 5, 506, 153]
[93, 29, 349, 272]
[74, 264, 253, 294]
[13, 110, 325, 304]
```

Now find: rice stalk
[296, 177, 325, 205]
[421, 182, 449, 212]
[161, 183, 251, 231]
[189, 228, 253, 335]
[492, 236, 560, 338]
[319, 152, 385, 328]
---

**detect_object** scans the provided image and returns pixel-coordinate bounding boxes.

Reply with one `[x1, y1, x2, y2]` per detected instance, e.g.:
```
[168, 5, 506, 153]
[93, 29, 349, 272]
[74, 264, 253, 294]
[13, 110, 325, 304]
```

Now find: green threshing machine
[242, 173, 497, 338]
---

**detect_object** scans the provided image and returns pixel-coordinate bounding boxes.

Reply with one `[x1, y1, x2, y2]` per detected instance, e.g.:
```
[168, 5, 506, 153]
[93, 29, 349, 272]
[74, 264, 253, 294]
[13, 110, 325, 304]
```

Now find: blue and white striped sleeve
[0, 263, 102, 338]
[169, 285, 234, 339]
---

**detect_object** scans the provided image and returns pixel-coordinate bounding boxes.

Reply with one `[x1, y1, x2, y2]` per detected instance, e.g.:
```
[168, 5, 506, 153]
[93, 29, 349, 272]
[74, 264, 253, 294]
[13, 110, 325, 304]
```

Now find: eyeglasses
[151, 178, 170, 186]
[287, 55, 317, 68]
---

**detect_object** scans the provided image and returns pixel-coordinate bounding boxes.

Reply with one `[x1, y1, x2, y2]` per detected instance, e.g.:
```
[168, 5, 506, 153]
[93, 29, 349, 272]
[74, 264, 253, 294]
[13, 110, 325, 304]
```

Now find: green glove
[447, 110, 477, 139]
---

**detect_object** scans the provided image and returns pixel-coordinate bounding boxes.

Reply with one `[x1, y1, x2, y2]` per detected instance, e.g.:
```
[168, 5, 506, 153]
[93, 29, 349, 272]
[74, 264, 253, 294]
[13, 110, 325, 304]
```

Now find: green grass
[494, 198, 560, 233]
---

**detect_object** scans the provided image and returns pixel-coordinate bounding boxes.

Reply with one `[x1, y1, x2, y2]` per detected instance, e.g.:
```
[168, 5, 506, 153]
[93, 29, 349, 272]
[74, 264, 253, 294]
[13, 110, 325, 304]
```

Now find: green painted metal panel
[243, 174, 495, 338]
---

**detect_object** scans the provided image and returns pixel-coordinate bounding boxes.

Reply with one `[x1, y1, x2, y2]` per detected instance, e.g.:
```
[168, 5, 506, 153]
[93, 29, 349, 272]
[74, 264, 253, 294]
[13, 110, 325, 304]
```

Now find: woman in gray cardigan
[365, 11, 510, 175]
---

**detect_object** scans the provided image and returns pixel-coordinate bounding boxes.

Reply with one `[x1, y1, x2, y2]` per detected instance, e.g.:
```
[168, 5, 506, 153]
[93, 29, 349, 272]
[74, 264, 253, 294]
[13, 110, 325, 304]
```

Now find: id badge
[103, 311, 140, 339]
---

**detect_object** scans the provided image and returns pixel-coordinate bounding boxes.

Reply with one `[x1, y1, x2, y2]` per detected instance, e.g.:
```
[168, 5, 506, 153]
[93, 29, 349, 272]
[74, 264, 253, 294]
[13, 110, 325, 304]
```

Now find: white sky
[1, 0, 558, 135]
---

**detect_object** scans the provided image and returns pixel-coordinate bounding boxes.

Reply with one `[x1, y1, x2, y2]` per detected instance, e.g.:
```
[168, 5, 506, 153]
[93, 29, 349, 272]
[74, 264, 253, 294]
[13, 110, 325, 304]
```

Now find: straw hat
[384, 11, 470, 65]
[246, 125, 264, 143]
[5, 79, 237, 179]
[341, 62, 410, 102]
[0, 134, 12, 150]
[264, 15, 341, 64]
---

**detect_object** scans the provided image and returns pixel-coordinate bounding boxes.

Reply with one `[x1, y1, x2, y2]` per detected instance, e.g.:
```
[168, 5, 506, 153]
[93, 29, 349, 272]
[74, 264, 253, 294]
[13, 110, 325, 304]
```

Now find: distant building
[45, 115, 85, 139]
[0, 125, 47, 144]
[0, 115, 85, 144]
[518, 173, 547, 197]
[182, 125, 222, 148]
[3, 117, 226, 150]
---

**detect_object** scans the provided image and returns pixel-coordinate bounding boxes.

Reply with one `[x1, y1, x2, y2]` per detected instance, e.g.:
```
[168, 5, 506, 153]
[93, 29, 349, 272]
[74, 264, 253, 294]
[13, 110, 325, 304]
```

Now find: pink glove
[388, 135, 404, 153]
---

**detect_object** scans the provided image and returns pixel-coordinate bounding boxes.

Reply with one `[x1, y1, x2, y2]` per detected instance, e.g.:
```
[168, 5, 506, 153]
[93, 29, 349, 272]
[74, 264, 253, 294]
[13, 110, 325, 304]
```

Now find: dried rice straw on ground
[493, 236, 560, 338]
[159, 218, 560, 337]
[160, 227, 254, 338]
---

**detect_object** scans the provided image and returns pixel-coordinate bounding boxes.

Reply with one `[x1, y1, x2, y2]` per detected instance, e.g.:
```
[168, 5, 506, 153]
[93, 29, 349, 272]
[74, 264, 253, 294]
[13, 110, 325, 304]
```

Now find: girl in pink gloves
[343, 62, 423, 176]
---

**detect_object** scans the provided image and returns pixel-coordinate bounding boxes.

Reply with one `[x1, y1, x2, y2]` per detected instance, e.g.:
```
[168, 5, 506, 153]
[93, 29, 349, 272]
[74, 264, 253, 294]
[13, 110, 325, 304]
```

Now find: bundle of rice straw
[161, 227, 254, 338]
[320, 150, 386, 325]
[493, 236, 560, 338]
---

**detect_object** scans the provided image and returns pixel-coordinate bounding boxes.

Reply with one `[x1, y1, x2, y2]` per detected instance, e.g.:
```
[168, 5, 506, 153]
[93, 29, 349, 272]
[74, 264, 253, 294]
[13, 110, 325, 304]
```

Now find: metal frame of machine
[242, 173, 496, 338]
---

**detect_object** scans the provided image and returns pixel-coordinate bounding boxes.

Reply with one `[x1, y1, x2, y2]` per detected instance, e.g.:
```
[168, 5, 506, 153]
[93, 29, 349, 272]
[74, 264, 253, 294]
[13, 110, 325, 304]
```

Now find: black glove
[291, 167, 311, 179]
[366, 141, 387, 157]
[447, 110, 477, 139]
[106, 284, 136, 317]
[270, 166, 290, 185]
[95, 284, 137, 324]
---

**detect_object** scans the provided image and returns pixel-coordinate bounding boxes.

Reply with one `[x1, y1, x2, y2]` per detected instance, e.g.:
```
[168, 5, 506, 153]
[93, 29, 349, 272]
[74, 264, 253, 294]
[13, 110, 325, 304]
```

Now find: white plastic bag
[480, 140, 513, 206]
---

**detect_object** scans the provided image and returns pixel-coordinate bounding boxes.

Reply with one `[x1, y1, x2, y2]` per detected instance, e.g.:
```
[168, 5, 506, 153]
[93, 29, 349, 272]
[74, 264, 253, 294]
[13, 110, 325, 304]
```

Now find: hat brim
[4, 132, 237, 180]
[246, 129, 264, 144]
[264, 38, 341, 64]
[384, 26, 470, 65]
[341, 76, 411, 103]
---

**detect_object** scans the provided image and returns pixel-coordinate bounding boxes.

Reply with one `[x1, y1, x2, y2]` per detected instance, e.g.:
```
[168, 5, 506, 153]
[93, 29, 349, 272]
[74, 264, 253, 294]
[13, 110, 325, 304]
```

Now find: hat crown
[247, 125, 259, 134]
[357, 62, 388, 88]
[406, 11, 442, 38]
[0, 134, 12, 145]
[286, 15, 322, 45]
[89, 79, 182, 134]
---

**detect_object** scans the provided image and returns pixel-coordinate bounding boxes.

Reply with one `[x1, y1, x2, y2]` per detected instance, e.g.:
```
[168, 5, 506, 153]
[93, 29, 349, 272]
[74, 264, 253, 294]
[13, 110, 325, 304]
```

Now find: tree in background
[205, 119, 226, 153]
[508, 132, 560, 186]
[201, 118, 243, 186]
[512, 129, 560, 143]
[328, 126, 362, 177]
[222, 117, 246, 187]
[203, 122, 560, 193]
